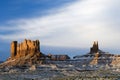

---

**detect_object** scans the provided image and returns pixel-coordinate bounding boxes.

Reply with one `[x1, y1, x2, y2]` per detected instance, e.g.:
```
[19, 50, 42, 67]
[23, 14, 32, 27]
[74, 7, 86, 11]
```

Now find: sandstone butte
[1, 40, 120, 68]
[89, 41, 110, 65]
[90, 41, 99, 54]
[0, 39, 45, 67]
[89, 41, 100, 65]
[11, 39, 40, 59]
[89, 41, 120, 66]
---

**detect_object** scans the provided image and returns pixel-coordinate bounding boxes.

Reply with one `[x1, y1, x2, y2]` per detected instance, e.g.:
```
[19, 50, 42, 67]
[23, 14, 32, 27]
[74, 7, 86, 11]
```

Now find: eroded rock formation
[74, 41, 115, 66]
[90, 41, 99, 53]
[11, 39, 40, 59]
[1, 39, 44, 67]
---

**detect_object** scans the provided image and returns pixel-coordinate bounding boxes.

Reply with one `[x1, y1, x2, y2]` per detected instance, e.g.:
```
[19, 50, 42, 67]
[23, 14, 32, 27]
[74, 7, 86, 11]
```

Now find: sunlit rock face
[1, 39, 44, 67]
[11, 39, 40, 59]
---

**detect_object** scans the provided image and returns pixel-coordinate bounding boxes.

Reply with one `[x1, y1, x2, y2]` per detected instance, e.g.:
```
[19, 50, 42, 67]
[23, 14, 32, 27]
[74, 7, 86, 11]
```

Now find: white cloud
[0, 0, 120, 49]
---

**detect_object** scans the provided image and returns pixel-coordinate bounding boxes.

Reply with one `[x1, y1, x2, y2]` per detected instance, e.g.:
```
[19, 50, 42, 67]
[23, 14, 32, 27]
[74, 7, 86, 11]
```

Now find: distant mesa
[89, 41, 104, 54]
[73, 41, 120, 66]
[73, 41, 103, 59]
[48, 54, 70, 61]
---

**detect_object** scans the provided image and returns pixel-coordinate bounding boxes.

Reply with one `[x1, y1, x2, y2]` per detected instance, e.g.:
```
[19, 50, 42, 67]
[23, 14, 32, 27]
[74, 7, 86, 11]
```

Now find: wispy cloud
[0, 0, 120, 48]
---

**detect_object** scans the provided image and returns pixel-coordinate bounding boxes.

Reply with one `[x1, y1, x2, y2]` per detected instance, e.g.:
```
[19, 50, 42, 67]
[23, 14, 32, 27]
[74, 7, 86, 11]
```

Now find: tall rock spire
[90, 41, 99, 53]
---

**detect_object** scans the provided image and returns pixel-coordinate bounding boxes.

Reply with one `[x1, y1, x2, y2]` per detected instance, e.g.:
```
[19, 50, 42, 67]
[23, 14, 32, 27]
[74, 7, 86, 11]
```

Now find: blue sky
[0, 0, 120, 60]
[0, 0, 75, 23]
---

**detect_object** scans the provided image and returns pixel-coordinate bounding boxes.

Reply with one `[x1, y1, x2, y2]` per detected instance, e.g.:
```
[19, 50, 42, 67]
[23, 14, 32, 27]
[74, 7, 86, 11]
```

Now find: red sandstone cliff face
[1, 39, 44, 67]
